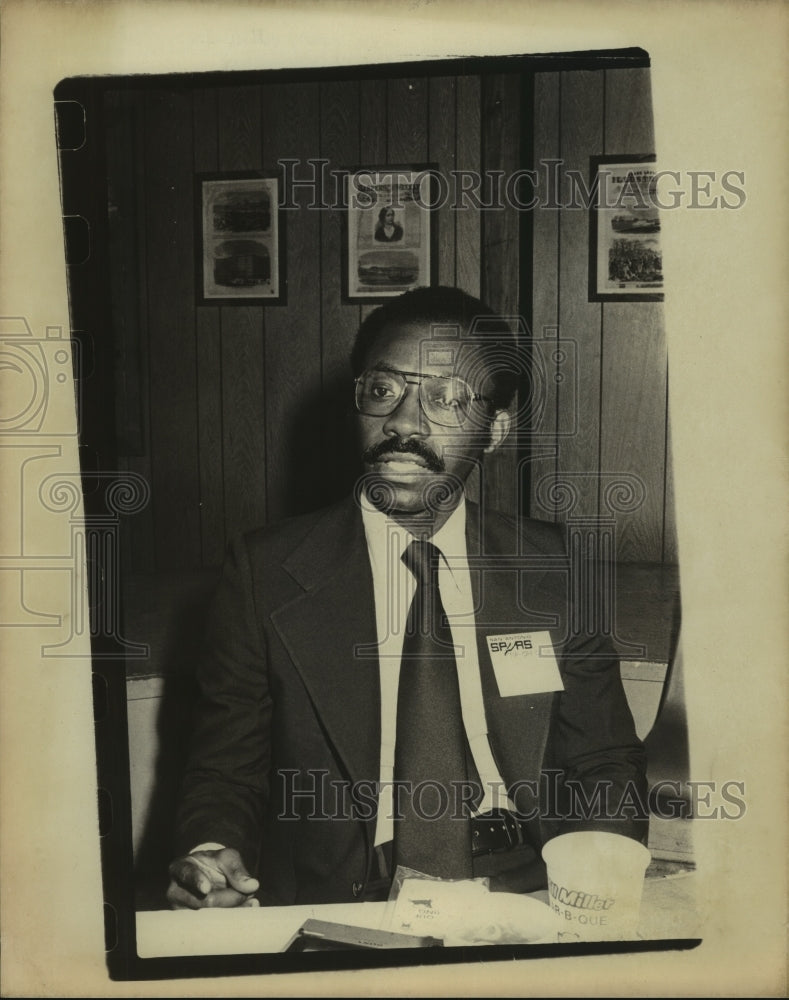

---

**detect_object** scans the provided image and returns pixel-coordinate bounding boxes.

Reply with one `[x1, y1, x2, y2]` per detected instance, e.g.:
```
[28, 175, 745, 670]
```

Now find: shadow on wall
[280, 373, 360, 519]
[129, 375, 361, 907]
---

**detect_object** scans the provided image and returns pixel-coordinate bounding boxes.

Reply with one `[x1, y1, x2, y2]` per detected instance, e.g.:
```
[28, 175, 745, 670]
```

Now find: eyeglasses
[354, 367, 491, 427]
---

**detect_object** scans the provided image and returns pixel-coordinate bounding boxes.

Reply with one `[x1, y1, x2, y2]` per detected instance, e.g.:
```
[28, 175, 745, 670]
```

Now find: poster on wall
[198, 172, 284, 304]
[345, 166, 434, 301]
[589, 155, 664, 302]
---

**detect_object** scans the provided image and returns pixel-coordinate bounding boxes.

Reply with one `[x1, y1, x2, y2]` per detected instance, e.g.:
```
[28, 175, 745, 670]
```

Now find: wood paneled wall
[106, 64, 675, 572]
[530, 68, 676, 563]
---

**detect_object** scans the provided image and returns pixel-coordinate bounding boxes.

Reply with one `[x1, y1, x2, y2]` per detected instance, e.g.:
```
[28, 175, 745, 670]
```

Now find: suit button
[352, 881, 363, 898]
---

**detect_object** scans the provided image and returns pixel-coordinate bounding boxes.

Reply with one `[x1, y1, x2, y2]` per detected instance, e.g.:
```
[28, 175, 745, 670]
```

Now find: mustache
[362, 437, 445, 474]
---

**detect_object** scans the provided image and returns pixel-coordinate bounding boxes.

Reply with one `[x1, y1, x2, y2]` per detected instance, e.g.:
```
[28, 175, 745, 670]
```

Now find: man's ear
[484, 410, 512, 454]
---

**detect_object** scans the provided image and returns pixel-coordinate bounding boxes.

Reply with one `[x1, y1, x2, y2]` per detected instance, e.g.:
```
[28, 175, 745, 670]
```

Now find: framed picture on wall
[344, 165, 436, 302]
[589, 154, 664, 302]
[196, 171, 285, 304]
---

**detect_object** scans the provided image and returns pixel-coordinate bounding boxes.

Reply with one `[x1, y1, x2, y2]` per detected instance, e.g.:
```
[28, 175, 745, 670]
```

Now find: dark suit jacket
[174, 496, 647, 904]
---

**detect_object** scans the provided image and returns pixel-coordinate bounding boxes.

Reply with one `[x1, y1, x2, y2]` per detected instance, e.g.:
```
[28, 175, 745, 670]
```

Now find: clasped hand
[167, 847, 260, 909]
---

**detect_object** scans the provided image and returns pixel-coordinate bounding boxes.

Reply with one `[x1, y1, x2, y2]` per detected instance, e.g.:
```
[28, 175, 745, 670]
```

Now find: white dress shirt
[360, 492, 513, 846]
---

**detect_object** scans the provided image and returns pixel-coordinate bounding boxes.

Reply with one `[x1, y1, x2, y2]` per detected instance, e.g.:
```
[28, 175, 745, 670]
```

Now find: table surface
[135, 869, 698, 959]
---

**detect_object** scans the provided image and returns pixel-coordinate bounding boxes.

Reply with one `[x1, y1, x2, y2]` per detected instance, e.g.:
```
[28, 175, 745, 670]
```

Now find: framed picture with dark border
[344, 164, 436, 302]
[197, 171, 285, 304]
[589, 154, 664, 302]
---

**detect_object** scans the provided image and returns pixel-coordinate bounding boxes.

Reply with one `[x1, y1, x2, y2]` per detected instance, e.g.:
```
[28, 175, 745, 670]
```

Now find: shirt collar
[360, 490, 468, 573]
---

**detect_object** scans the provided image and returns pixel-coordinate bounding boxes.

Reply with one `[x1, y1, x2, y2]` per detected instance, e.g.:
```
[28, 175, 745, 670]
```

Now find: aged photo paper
[0, 0, 786, 996]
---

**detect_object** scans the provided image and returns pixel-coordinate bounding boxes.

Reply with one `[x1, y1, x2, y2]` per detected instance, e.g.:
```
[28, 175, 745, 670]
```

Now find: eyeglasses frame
[353, 367, 494, 427]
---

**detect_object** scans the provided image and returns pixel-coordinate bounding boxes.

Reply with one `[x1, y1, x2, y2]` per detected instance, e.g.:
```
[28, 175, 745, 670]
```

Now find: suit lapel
[269, 498, 563, 809]
[270, 499, 381, 788]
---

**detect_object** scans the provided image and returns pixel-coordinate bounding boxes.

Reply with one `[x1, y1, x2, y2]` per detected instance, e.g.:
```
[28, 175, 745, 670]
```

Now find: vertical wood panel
[218, 85, 263, 169]
[261, 83, 322, 521]
[193, 87, 219, 171]
[599, 302, 665, 560]
[604, 67, 655, 152]
[320, 80, 362, 505]
[481, 74, 521, 316]
[387, 76, 428, 335]
[105, 89, 156, 573]
[602, 68, 666, 561]
[320, 80, 361, 381]
[557, 71, 604, 523]
[481, 73, 522, 516]
[195, 310, 225, 565]
[387, 77, 428, 163]
[127, 89, 156, 573]
[359, 79, 387, 322]
[454, 74, 482, 503]
[360, 79, 388, 164]
[217, 86, 267, 536]
[219, 304, 267, 534]
[428, 76, 457, 287]
[144, 89, 200, 569]
[193, 88, 225, 567]
[529, 72, 562, 523]
[455, 75, 481, 297]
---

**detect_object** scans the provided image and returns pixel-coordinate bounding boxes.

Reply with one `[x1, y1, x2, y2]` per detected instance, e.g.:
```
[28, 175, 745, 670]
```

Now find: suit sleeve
[543, 531, 649, 845]
[173, 534, 272, 874]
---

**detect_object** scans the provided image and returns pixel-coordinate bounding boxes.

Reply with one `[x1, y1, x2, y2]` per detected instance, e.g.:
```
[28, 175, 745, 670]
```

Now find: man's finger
[168, 856, 213, 896]
[166, 881, 204, 910]
[202, 886, 255, 908]
[216, 849, 259, 893]
[166, 879, 256, 910]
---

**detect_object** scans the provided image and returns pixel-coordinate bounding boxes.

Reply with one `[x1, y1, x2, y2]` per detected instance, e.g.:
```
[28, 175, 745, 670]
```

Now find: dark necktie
[393, 540, 473, 879]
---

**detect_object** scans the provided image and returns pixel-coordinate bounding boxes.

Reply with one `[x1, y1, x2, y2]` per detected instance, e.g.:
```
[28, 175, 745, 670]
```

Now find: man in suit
[166, 286, 648, 910]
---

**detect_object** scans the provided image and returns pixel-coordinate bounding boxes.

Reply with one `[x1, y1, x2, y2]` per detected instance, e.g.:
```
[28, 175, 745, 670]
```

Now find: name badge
[486, 631, 564, 697]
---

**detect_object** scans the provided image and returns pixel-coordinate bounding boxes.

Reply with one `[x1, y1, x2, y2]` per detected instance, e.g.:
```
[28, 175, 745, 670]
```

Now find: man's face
[356, 320, 506, 517]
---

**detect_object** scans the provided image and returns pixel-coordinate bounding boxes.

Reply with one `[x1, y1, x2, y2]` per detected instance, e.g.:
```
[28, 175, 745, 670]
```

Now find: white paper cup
[542, 832, 651, 941]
